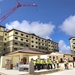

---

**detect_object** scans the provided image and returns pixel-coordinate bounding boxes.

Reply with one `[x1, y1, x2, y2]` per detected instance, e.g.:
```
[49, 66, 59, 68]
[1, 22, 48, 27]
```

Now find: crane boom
[0, 0, 37, 23]
[0, 6, 18, 23]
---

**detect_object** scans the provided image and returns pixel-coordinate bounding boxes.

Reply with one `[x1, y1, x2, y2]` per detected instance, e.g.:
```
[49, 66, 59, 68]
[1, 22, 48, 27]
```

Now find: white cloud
[58, 40, 70, 53]
[5, 20, 55, 38]
[59, 15, 75, 36]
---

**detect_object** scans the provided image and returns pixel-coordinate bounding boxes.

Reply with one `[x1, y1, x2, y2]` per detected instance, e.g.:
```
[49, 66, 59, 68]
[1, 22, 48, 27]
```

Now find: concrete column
[20, 54, 23, 60]
[1, 56, 4, 68]
[27, 55, 29, 63]
[29, 62, 34, 74]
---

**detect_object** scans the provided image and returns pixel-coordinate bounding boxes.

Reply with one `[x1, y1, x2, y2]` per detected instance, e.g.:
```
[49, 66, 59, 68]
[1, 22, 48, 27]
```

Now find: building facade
[69, 37, 75, 54]
[48, 52, 75, 62]
[0, 26, 5, 56]
[0, 26, 59, 56]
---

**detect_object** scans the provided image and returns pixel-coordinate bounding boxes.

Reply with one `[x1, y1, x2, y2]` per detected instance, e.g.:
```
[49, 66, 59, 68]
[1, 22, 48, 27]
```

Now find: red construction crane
[0, 0, 37, 23]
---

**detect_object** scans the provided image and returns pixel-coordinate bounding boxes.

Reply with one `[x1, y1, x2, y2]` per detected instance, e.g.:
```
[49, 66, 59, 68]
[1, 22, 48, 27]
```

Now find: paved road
[46, 68, 75, 75]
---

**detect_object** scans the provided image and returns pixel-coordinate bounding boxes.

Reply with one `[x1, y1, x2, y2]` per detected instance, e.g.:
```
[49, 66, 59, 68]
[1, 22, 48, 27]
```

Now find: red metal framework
[0, 0, 37, 23]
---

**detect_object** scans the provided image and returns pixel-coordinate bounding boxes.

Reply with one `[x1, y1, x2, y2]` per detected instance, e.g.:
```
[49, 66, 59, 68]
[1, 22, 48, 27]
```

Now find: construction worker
[34, 60, 37, 70]
[31, 58, 36, 70]
[42, 59, 46, 69]
[36, 59, 38, 69]
[53, 59, 56, 69]
[31, 58, 34, 62]
[56, 59, 59, 68]
[40, 59, 43, 69]
[36, 58, 41, 70]
[49, 59, 53, 69]
[64, 58, 68, 69]
[39, 58, 41, 69]
[47, 58, 50, 69]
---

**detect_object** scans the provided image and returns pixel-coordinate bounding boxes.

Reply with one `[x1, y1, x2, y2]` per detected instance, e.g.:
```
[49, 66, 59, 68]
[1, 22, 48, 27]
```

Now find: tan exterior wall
[30, 34, 39, 49]
[0, 32, 3, 36]
[6, 29, 58, 53]
[48, 53, 64, 61]
[69, 38, 75, 54]
[0, 26, 4, 56]
[48, 53, 74, 62]
[0, 52, 42, 67]
[3, 32, 8, 42]
[12, 56, 20, 66]
[1, 52, 74, 68]
[64, 54, 73, 61]
[0, 26, 58, 56]
[0, 27, 4, 31]
[0, 56, 11, 68]
[1, 55, 23, 67]
[8, 30, 14, 36]
[8, 36, 14, 41]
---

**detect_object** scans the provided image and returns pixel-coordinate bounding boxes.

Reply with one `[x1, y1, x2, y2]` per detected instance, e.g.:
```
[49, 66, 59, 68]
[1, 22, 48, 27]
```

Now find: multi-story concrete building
[0, 26, 5, 56]
[0, 26, 59, 56]
[69, 37, 75, 54]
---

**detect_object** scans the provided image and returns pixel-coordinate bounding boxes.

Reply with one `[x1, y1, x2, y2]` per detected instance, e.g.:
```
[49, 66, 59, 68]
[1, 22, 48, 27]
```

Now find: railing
[18, 64, 29, 71]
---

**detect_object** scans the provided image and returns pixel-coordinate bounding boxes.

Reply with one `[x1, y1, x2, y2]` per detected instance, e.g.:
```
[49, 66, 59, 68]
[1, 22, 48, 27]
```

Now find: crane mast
[0, 0, 37, 23]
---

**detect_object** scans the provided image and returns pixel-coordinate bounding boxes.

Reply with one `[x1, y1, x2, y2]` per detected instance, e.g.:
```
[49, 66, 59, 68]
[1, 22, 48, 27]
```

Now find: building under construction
[0, 26, 59, 56]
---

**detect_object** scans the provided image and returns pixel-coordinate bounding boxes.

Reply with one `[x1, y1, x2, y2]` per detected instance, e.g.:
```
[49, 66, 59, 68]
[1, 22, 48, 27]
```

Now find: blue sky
[0, 0, 75, 53]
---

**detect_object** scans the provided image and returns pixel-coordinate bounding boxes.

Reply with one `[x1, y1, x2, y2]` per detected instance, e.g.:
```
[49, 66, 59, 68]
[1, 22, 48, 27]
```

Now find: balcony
[72, 44, 75, 47]
[72, 40, 75, 43]
[73, 49, 75, 51]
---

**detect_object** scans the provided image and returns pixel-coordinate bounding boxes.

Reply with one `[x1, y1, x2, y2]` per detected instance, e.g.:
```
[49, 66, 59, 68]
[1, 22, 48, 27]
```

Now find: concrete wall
[12, 56, 20, 66]
[6, 53, 20, 66]
[4, 53, 41, 67]
[48, 53, 74, 62]
[59, 62, 73, 69]
[70, 38, 75, 54]
[0, 56, 11, 68]
[48, 53, 64, 61]
[0, 27, 59, 55]
[0, 56, 20, 67]
[0, 29, 4, 56]
[64, 54, 73, 61]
